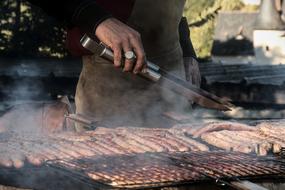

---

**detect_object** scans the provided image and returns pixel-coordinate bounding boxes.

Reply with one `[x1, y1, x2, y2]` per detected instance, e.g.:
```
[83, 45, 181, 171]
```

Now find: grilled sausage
[174, 134, 209, 151]
[193, 122, 256, 138]
[121, 130, 166, 152]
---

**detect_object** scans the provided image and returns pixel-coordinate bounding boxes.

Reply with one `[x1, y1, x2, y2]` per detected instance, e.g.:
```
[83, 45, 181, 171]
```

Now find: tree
[0, 0, 68, 59]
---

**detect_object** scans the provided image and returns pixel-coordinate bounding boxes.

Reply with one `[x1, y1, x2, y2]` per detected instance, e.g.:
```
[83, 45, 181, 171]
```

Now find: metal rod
[65, 114, 97, 130]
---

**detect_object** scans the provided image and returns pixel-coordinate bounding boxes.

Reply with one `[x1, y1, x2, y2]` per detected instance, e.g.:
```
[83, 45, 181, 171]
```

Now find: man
[25, 0, 200, 130]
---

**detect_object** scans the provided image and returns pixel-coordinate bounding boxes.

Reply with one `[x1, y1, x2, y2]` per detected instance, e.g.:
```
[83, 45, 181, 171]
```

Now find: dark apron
[75, 0, 186, 130]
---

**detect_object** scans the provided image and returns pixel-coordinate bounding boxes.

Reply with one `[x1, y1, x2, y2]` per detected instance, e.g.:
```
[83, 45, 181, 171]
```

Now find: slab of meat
[201, 129, 285, 155]
[191, 122, 257, 138]
[169, 123, 203, 136]
[1, 122, 285, 190]
[91, 127, 209, 152]
[173, 134, 209, 151]
[201, 130, 255, 154]
[2, 121, 285, 169]
[0, 126, 210, 168]
[258, 122, 285, 138]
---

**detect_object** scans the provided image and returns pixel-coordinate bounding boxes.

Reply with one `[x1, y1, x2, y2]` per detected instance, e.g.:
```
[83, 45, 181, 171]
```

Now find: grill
[1, 123, 285, 189]
[280, 148, 285, 158]
[47, 151, 285, 189]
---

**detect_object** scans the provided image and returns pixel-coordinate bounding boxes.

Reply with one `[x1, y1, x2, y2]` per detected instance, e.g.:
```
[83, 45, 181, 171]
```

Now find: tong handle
[65, 114, 97, 130]
[81, 34, 161, 82]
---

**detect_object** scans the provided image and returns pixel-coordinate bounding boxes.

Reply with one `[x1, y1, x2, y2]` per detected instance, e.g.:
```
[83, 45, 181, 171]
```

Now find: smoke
[0, 1, 202, 189]
[0, 61, 44, 134]
[77, 61, 193, 129]
[3, 61, 48, 102]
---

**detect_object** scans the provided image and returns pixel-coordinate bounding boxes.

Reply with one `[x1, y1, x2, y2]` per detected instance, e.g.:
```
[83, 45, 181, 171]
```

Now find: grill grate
[46, 151, 285, 189]
[2, 124, 285, 189]
[280, 147, 285, 158]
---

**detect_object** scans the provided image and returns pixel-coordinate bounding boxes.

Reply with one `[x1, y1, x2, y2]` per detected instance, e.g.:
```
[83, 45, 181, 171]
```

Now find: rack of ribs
[1, 122, 285, 189]
[199, 122, 285, 155]
[0, 126, 209, 168]
[1, 121, 285, 168]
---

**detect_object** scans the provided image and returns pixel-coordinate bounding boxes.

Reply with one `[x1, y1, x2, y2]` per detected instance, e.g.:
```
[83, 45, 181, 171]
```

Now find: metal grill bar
[46, 151, 285, 189]
[281, 148, 285, 158]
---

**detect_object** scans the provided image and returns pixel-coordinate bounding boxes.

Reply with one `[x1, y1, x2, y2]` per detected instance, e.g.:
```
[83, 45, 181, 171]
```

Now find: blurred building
[212, 0, 285, 65]
[242, 0, 260, 5]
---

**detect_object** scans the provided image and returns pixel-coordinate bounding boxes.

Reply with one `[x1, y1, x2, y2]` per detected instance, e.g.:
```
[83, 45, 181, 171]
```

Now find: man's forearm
[179, 17, 197, 59]
[27, 0, 112, 33]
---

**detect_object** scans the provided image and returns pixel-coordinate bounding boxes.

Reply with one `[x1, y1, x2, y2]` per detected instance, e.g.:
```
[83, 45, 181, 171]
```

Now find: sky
[242, 0, 261, 5]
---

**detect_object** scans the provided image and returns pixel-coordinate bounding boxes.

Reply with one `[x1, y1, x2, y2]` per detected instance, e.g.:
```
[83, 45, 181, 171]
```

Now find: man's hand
[95, 18, 146, 74]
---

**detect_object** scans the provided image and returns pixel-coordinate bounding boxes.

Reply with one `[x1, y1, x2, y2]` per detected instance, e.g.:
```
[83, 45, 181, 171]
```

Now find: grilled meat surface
[0, 122, 285, 168]
[1, 122, 285, 189]
[200, 122, 285, 155]
[0, 127, 208, 168]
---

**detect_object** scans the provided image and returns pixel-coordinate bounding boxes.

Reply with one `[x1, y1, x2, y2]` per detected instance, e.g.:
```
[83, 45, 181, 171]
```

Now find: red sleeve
[66, 0, 135, 57]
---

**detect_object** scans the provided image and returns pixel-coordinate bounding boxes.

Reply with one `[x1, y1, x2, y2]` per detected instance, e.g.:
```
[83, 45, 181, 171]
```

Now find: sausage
[193, 122, 256, 138]
[14, 141, 46, 165]
[258, 123, 285, 138]
[103, 135, 133, 154]
[0, 152, 13, 167]
[109, 133, 145, 153]
[143, 136, 177, 152]
[163, 133, 191, 152]
[122, 130, 166, 152]
[174, 134, 209, 151]
[171, 123, 203, 136]
[94, 138, 129, 155]
[201, 131, 254, 153]
[227, 131, 269, 155]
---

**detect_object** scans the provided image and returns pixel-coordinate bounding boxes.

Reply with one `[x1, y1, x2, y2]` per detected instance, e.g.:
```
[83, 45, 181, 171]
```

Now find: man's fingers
[133, 48, 146, 74]
[112, 43, 123, 67]
[122, 41, 134, 72]
[95, 18, 146, 73]
[130, 36, 146, 74]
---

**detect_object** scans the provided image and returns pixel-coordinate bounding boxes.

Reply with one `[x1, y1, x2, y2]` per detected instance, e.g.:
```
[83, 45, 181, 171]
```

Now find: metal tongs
[65, 113, 98, 130]
[60, 96, 98, 130]
[80, 34, 233, 111]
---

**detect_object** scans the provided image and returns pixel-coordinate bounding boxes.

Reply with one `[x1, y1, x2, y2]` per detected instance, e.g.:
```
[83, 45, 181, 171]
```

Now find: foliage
[183, 0, 215, 22]
[0, 0, 67, 59]
[0, 0, 259, 59]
